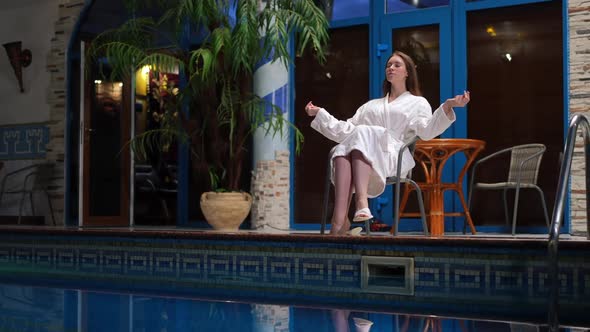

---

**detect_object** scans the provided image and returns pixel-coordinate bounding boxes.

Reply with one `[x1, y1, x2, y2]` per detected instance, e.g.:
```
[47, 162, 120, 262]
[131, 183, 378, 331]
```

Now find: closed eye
[386, 62, 404, 68]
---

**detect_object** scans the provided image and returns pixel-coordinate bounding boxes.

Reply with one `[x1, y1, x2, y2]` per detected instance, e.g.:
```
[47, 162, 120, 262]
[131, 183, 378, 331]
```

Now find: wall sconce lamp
[3, 41, 32, 93]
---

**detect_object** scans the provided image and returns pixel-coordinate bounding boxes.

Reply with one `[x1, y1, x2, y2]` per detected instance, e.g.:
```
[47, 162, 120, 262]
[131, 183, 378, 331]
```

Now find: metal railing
[547, 114, 590, 331]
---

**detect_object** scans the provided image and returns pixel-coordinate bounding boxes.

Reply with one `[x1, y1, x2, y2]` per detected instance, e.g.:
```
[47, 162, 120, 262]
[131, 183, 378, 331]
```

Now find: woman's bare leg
[331, 309, 351, 332]
[332, 155, 353, 235]
[350, 150, 372, 212]
[337, 183, 355, 235]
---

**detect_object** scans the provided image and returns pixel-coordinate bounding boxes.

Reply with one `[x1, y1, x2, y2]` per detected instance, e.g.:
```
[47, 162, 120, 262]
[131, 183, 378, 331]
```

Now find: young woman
[305, 51, 470, 235]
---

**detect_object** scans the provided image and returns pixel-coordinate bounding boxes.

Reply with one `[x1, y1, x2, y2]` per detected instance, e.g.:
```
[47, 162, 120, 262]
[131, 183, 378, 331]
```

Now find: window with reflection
[385, 0, 449, 14]
[90, 77, 123, 216]
[392, 25, 440, 112]
[295, 25, 369, 224]
[133, 67, 179, 226]
[326, 0, 369, 21]
[466, 1, 563, 227]
[391, 25, 440, 214]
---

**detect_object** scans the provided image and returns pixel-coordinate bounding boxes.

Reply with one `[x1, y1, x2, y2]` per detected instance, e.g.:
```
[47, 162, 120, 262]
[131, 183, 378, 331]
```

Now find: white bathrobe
[311, 91, 456, 198]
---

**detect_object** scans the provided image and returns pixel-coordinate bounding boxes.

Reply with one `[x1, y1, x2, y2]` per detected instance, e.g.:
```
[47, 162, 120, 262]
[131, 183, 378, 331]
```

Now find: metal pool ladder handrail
[548, 113, 590, 331]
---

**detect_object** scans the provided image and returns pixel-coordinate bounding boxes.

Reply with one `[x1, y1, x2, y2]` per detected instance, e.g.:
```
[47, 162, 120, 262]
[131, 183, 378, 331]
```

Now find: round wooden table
[399, 138, 486, 236]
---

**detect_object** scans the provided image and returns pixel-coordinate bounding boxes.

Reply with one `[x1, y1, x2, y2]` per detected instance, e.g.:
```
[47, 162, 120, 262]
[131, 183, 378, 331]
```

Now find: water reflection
[0, 283, 578, 332]
[330, 310, 373, 332]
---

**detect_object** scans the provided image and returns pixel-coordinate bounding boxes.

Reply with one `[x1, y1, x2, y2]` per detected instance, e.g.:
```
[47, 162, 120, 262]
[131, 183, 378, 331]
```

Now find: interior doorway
[80, 58, 131, 227]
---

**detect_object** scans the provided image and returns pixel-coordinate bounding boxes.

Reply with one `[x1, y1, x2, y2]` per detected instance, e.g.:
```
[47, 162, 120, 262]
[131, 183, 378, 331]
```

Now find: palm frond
[241, 93, 304, 155]
[279, 0, 329, 63]
[97, 42, 147, 80]
[98, 0, 328, 191]
[127, 127, 189, 162]
[138, 53, 184, 75]
[230, 0, 259, 76]
[210, 26, 232, 61]
[188, 48, 217, 86]
[87, 16, 175, 80]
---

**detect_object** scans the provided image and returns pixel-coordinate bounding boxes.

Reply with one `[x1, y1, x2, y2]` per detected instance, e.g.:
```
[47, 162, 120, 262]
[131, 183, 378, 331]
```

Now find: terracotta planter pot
[200, 192, 252, 231]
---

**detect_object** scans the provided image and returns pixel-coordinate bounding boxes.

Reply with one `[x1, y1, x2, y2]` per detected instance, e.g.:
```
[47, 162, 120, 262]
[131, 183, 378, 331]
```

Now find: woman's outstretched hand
[305, 101, 321, 117]
[443, 91, 470, 114]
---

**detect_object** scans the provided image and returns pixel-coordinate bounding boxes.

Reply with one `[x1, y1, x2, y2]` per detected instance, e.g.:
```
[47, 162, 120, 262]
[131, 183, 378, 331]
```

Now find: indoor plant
[88, 0, 329, 229]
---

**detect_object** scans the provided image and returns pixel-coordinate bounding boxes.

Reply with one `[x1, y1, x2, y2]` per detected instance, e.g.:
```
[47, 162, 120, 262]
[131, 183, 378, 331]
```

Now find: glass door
[374, 7, 454, 228]
[81, 59, 131, 226]
[465, 0, 563, 230]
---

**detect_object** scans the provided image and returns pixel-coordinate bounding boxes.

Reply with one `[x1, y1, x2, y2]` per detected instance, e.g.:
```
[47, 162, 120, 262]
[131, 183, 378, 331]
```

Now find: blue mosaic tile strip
[415, 261, 446, 292]
[0, 238, 588, 306]
[102, 250, 125, 275]
[152, 250, 177, 276]
[178, 251, 205, 280]
[450, 263, 486, 293]
[126, 250, 151, 276]
[0, 125, 49, 160]
[267, 256, 295, 284]
[331, 259, 359, 288]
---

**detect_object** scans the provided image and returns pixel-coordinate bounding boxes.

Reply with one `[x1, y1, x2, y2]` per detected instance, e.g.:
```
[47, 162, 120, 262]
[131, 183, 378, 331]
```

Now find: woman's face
[385, 54, 408, 86]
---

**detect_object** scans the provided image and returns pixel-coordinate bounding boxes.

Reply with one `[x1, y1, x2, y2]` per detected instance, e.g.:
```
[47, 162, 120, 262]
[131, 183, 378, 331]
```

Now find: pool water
[0, 281, 577, 332]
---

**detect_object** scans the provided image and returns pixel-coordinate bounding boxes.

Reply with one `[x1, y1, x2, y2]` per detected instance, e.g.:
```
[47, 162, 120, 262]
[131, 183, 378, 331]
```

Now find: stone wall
[45, 0, 85, 224]
[568, 1, 590, 235]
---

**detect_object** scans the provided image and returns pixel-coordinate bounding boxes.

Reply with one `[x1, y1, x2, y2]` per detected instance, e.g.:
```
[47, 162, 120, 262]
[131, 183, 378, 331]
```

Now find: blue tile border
[0, 233, 588, 310]
[0, 125, 50, 160]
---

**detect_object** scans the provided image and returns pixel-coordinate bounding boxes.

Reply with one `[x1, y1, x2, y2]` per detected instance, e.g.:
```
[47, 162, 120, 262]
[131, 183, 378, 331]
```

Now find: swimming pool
[0, 280, 584, 332]
[0, 226, 588, 330]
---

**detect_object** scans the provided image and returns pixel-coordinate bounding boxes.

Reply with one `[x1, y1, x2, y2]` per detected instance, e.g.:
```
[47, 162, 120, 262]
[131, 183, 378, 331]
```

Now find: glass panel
[89, 78, 123, 216]
[392, 25, 441, 115]
[68, 56, 80, 221]
[330, 0, 369, 21]
[133, 69, 179, 225]
[294, 25, 369, 224]
[386, 0, 449, 14]
[466, 1, 563, 227]
[391, 25, 440, 216]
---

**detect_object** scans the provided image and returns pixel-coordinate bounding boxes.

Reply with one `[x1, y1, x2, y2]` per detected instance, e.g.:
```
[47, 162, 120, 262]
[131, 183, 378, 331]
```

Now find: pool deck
[0, 224, 588, 249]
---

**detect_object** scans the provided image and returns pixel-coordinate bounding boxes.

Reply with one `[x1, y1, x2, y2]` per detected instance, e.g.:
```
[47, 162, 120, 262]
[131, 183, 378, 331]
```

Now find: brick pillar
[568, 2, 590, 235]
[250, 151, 290, 231]
[45, 0, 85, 224]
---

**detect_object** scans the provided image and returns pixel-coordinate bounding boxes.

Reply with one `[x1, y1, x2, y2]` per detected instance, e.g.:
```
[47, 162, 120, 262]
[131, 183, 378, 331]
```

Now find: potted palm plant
[88, 0, 329, 230]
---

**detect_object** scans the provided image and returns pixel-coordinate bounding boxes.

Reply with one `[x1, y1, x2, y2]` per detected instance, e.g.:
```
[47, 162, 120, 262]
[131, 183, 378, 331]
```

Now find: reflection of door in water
[82, 66, 130, 226]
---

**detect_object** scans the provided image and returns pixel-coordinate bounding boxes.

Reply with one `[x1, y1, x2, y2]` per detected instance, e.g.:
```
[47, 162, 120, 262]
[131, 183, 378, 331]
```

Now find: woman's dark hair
[382, 50, 422, 97]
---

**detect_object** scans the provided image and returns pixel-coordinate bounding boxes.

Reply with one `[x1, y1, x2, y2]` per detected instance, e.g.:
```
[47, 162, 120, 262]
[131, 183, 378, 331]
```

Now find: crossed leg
[351, 150, 371, 214]
[331, 150, 372, 235]
[331, 155, 353, 235]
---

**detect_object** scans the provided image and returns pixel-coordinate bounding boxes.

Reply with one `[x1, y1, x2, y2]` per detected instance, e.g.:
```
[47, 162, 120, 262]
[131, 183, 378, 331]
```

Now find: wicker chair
[467, 144, 549, 235]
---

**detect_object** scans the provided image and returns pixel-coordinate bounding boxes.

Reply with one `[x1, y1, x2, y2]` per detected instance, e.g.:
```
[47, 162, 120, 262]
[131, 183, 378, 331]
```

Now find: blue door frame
[371, 6, 457, 231]
[298, 0, 569, 233]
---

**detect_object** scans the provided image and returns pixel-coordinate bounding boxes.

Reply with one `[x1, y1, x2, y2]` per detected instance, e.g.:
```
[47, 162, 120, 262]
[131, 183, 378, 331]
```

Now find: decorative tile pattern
[0, 125, 49, 160]
[0, 235, 588, 308]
